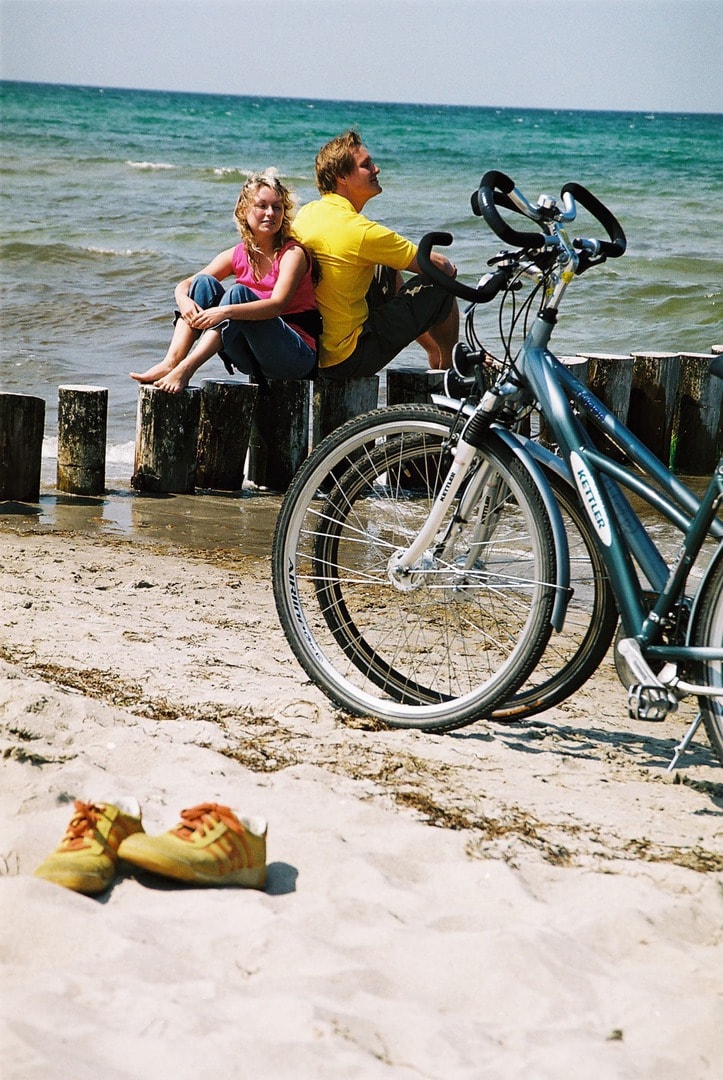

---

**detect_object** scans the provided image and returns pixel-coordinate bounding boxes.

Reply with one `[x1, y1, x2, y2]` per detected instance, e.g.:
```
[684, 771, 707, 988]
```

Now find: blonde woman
[130, 170, 319, 392]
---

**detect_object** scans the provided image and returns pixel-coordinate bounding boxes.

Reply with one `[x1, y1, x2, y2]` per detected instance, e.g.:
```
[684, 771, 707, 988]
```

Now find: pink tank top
[231, 240, 318, 350]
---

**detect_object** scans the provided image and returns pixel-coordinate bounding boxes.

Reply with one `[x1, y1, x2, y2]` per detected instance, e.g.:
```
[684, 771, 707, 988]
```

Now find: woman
[130, 170, 319, 393]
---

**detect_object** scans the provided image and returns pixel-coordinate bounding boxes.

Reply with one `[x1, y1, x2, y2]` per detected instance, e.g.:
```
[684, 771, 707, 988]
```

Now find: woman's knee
[189, 274, 225, 308]
[222, 284, 260, 306]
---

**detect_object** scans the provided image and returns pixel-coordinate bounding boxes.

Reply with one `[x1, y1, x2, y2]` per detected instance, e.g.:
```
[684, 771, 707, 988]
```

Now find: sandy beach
[1, 485, 722, 1079]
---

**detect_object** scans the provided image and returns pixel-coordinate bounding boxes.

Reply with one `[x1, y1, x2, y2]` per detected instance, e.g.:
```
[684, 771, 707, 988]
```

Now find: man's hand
[430, 251, 457, 278]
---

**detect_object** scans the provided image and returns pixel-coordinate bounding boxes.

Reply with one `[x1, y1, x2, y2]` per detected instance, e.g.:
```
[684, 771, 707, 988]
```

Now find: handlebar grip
[416, 232, 507, 304]
[472, 170, 548, 250]
[561, 182, 627, 258]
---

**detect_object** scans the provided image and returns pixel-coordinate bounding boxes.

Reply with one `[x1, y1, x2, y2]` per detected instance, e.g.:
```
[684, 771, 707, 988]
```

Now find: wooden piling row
[1, 351, 721, 503]
[578, 350, 722, 473]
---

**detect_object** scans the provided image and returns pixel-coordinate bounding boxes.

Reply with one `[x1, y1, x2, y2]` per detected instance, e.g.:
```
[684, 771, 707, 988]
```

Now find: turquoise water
[1, 81, 721, 466]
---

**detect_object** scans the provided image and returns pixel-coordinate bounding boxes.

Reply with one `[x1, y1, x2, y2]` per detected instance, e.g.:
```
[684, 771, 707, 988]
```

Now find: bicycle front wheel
[690, 542, 723, 768]
[272, 405, 557, 731]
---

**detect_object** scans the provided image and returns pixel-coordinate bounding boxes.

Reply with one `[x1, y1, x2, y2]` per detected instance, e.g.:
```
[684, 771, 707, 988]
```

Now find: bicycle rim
[691, 543, 723, 767]
[491, 471, 618, 721]
[272, 405, 557, 731]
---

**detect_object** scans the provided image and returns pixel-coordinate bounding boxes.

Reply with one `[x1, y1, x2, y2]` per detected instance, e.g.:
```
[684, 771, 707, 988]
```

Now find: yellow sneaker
[33, 798, 144, 895]
[118, 803, 267, 889]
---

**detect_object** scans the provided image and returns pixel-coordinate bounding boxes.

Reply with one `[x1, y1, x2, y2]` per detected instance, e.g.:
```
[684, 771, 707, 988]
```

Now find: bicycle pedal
[627, 684, 679, 722]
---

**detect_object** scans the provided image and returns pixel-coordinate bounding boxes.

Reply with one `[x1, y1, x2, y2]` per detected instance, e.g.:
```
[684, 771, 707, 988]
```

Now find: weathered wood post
[583, 354, 633, 423]
[56, 384, 108, 496]
[531, 356, 588, 449]
[0, 393, 45, 502]
[382, 369, 449, 490]
[386, 367, 446, 406]
[247, 380, 310, 491]
[196, 379, 259, 491]
[312, 375, 379, 447]
[0, 393, 45, 501]
[671, 353, 723, 474]
[628, 352, 681, 465]
[132, 385, 201, 493]
[580, 353, 633, 457]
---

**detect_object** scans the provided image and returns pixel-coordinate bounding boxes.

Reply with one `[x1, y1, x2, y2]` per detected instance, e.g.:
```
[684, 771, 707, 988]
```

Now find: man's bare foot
[422, 346, 451, 371]
[129, 359, 176, 384]
[417, 332, 452, 371]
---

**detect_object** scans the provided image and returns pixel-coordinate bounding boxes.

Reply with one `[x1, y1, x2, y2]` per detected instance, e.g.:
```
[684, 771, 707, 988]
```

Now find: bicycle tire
[690, 542, 723, 768]
[491, 469, 618, 721]
[272, 404, 557, 731]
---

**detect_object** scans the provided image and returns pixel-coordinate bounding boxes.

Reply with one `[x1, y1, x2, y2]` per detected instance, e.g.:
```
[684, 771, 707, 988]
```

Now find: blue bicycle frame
[506, 316, 723, 668]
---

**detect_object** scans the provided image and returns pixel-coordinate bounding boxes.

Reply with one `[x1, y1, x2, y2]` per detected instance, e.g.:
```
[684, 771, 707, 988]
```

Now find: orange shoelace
[171, 803, 241, 842]
[59, 801, 105, 850]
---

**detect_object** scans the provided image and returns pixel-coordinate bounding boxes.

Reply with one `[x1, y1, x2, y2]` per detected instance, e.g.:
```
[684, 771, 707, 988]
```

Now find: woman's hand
[188, 306, 226, 330]
[177, 296, 202, 325]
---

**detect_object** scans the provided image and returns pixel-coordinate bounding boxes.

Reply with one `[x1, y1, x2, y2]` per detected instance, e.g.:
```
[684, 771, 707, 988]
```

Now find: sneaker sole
[34, 867, 114, 895]
[122, 852, 266, 889]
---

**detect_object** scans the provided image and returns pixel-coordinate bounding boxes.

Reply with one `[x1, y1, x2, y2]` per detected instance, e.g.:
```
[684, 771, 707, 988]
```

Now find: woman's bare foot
[153, 368, 191, 394]
[129, 359, 177, 384]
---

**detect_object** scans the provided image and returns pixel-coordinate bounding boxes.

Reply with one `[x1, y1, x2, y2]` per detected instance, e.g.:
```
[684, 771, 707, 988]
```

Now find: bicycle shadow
[450, 719, 723, 808]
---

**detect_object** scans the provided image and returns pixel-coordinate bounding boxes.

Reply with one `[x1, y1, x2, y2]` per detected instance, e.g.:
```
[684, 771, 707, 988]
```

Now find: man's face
[336, 146, 382, 211]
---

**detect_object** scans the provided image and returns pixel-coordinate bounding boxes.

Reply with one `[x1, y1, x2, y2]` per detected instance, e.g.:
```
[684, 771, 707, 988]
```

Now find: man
[293, 129, 459, 378]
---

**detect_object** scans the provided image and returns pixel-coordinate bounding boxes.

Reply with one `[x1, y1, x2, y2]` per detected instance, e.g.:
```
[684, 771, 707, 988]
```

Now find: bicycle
[271, 170, 723, 769]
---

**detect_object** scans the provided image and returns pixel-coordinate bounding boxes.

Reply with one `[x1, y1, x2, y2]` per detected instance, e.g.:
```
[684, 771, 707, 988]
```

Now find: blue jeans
[189, 274, 316, 381]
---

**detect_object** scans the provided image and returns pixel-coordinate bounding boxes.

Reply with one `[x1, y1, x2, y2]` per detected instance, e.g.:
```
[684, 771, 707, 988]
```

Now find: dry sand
[1, 487, 722, 1079]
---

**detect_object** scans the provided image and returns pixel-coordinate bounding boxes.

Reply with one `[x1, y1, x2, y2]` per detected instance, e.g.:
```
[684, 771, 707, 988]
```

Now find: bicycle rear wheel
[491, 470, 618, 721]
[690, 542, 723, 767]
[272, 405, 556, 731]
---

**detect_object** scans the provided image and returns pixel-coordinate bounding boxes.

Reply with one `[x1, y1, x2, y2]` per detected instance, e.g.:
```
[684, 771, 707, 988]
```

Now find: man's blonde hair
[314, 129, 363, 195]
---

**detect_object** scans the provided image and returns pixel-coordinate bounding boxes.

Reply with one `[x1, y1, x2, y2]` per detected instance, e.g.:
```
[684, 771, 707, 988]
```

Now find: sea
[1, 80, 721, 481]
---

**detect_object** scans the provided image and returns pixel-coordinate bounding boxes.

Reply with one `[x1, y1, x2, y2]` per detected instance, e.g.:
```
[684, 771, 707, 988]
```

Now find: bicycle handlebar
[471, 170, 627, 259]
[416, 231, 508, 303]
[561, 182, 627, 258]
[472, 171, 550, 249]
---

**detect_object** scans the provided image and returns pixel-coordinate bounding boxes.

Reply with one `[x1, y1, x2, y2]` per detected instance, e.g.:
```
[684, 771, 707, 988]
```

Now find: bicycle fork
[386, 435, 480, 591]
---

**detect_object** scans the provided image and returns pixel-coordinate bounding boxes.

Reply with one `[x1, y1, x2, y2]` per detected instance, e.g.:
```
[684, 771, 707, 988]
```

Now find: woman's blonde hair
[233, 169, 295, 277]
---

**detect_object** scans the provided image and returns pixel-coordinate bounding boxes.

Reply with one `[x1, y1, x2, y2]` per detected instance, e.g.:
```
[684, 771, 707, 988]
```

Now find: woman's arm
[189, 245, 309, 330]
[175, 248, 236, 322]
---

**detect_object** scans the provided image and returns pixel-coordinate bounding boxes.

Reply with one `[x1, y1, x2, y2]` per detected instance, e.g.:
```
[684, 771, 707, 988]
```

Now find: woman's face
[245, 184, 285, 237]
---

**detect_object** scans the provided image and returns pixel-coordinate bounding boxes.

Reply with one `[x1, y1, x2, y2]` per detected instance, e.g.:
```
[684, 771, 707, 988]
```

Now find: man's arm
[405, 250, 457, 278]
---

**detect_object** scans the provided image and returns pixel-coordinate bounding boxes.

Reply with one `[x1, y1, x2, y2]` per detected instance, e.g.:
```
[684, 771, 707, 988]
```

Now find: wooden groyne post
[0, 392, 45, 502]
[628, 352, 682, 466]
[671, 353, 723, 473]
[386, 368, 445, 406]
[584, 354, 635, 426]
[247, 380, 311, 491]
[577, 353, 634, 459]
[313, 376, 380, 447]
[196, 379, 259, 491]
[56, 385, 108, 496]
[132, 385, 201, 493]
